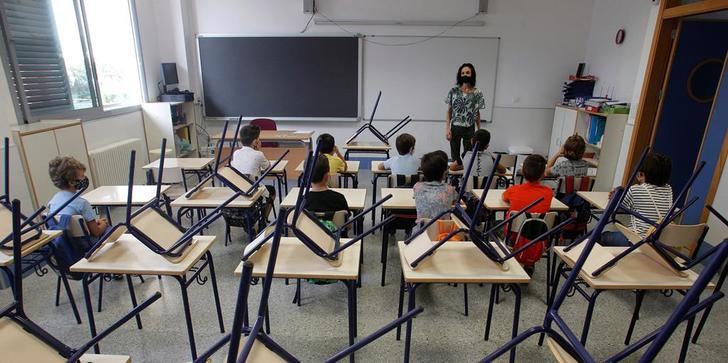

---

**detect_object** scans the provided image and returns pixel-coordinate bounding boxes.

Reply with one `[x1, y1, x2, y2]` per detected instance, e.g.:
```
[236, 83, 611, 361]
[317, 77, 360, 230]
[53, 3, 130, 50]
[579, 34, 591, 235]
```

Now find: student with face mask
[48, 156, 109, 238]
[445, 62, 486, 165]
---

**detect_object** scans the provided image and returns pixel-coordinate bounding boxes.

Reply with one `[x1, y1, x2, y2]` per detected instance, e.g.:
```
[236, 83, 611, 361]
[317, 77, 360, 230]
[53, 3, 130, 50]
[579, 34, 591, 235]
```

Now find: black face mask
[74, 176, 89, 190]
[459, 75, 473, 85]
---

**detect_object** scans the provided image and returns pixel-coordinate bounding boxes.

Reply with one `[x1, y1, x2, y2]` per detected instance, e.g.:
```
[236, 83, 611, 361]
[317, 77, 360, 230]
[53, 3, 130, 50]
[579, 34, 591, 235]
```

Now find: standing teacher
[445, 63, 485, 164]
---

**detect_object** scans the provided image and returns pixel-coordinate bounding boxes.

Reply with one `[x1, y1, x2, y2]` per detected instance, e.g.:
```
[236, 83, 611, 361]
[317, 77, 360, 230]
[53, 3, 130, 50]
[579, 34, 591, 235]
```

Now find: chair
[250, 118, 278, 147]
[555, 176, 594, 243]
[495, 153, 518, 186]
[1, 199, 161, 362]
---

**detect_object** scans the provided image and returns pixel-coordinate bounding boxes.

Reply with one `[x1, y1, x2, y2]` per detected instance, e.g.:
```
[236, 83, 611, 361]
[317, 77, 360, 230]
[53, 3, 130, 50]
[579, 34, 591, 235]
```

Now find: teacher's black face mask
[458, 75, 473, 85]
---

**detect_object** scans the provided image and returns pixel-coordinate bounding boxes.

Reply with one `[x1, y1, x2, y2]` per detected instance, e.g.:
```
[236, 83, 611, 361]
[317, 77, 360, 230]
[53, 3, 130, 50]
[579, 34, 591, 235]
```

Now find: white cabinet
[12, 120, 94, 209]
[141, 101, 198, 183]
[549, 106, 579, 157]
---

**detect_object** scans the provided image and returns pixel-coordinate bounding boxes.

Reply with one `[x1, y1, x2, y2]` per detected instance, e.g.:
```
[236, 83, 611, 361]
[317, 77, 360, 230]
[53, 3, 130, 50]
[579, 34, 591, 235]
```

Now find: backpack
[506, 212, 550, 266]
[46, 215, 92, 280]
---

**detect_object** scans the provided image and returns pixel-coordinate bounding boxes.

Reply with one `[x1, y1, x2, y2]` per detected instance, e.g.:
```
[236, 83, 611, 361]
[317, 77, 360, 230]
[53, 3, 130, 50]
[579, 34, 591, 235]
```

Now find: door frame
[623, 0, 728, 184]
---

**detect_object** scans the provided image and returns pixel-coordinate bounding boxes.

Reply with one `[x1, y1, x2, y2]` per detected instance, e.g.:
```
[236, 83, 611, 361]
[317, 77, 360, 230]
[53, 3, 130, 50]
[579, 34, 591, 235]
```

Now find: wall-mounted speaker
[304, 0, 315, 14]
[478, 0, 488, 13]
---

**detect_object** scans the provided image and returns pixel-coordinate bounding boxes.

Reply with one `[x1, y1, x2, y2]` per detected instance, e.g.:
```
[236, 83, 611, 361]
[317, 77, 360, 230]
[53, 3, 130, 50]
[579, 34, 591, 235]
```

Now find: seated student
[317, 133, 347, 175]
[413, 151, 457, 222]
[502, 154, 553, 275]
[449, 129, 506, 176]
[48, 156, 108, 239]
[378, 133, 419, 176]
[304, 154, 349, 231]
[601, 152, 673, 247]
[545, 134, 589, 177]
[231, 124, 276, 217]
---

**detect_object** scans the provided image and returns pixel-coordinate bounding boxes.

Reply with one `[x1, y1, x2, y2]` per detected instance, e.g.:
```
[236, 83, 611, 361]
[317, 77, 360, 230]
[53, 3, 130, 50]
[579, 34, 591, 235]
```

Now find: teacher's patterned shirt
[445, 86, 485, 127]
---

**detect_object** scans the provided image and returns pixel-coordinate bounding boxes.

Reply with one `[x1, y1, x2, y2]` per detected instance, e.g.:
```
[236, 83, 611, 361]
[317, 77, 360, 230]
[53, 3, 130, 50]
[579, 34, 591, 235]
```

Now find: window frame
[0, 0, 147, 124]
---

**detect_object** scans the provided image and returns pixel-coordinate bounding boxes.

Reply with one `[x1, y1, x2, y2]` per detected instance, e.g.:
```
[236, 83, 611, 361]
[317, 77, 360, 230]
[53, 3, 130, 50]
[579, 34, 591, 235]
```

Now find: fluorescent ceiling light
[313, 19, 485, 27]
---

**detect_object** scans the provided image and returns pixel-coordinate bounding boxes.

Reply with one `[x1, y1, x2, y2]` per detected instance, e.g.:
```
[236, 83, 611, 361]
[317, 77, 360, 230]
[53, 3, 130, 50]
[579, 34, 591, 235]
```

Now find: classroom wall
[142, 0, 596, 157]
[584, 1, 660, 186]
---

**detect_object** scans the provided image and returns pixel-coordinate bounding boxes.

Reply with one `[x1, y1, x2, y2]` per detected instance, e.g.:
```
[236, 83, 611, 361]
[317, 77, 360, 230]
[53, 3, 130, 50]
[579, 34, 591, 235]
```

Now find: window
[0, 0, 144, 122]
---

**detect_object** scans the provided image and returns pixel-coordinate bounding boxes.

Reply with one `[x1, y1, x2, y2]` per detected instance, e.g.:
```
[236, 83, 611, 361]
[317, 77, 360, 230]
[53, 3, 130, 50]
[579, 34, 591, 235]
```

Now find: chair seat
[0, 318, 131, 363]
[224, 337, 287, 363]
[546, 337, 578, 363]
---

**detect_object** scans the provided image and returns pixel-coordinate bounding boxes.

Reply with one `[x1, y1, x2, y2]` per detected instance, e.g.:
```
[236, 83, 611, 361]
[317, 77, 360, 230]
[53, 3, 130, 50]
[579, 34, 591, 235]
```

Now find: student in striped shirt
[601, 152, 673, 246]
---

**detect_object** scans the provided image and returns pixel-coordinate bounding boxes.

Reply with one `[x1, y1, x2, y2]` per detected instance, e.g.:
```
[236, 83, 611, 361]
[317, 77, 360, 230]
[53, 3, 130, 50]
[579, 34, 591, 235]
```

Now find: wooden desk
[0, 318, 131, 362]
[472, 189, 569, 212]
[265, 159, 289, 201]
[381, 188, 415, 210]
[550, 243, 704, 345]
[84, 185, 172, 223]
[143, 158, 214, 191]
[343, 141, 391, 160]
[577, 191, 609, 210]
[171, 187, 265, 241]
[397, 241, 529, 362]
[0, 230, 61, 267]
[213, 129, 313, 143]
[234, 237, 360, 350]
[281, 188, 366, 211]
[295, 160, 360, 187]
[71, 234, 222, 360]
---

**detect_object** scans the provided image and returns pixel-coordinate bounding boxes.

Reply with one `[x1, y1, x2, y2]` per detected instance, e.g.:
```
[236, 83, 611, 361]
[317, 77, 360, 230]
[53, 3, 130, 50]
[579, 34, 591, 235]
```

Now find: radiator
[88, 138, 148, 186]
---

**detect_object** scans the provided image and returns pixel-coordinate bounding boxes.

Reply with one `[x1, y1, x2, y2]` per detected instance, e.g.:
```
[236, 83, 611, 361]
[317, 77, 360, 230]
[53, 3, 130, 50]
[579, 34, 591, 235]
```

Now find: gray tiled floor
[2, 170, 727, 362]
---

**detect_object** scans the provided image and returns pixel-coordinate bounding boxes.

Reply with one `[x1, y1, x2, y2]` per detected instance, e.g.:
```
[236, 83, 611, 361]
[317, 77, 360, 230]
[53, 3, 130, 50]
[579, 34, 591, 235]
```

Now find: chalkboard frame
[196, 34, 362, 121]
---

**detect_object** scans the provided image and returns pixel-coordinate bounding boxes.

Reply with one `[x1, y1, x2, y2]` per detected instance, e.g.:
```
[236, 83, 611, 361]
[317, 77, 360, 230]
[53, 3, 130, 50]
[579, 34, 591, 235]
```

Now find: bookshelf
[550, 105, 627, 191]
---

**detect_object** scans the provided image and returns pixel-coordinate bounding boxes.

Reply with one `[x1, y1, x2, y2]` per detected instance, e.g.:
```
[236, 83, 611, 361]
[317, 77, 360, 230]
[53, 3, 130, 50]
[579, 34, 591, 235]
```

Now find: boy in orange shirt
[502, 154, 553, 213]
[502, 154, 553, 275]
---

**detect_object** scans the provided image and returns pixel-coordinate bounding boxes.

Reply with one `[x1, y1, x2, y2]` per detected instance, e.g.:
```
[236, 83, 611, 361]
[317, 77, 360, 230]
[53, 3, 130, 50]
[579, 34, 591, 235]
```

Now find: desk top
[0, 230, 61, 267]
[295, 160, 360, 174]
[371, 161, 514, 177]
[213, 129, 313, 142]
[472, 189, 569, 212]
[142, 157, 214, 170]
[281, 188, 367, 210]
[84, 185, 171, 206]
[381, 188, 415, 209]
[343, 141, 391, 150]
[553, 244, 703, 290]
[267, 160, 289, 174]
[398, 242, 530, 284]
[0, 318, 132, 363]
[171, 187, 264, 208]
[577, 191, 609, 210]
[71, 234, 215, 275]
[234, 237, 360, 280]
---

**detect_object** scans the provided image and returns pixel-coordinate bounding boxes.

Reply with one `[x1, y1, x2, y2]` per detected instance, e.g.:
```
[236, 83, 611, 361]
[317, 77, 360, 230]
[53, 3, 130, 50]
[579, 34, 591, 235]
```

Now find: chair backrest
[61, 214, 88, 238]
[329, 172, 340, 188]
[218, 166, 255, 192]
[557, 176, 594, 195]
[388, 174, 420, 188]
[314, 210, 350, 229]
[464, 175, 499, 192]
[0, 206, 41, 247]
[509, 211, 558, 242]
[250, 118, 277, 147]
[659, 223, 708, 259]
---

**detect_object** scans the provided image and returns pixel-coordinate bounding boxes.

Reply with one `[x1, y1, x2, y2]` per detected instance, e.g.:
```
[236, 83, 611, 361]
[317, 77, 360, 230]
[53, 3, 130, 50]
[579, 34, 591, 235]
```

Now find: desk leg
[353, 174, 358, 188]
[206, 251, 225, 333]
[181, 168, 189, 191]
[580, 289, 603, 346]
[679, 316, 696, 362]
[176, 275, 198, 360]
[82, 274, 100, 353]
[485, 284, 497, 340]
[509, 284, 522, 363]
[403, 283, 419, 363]
[124, 275, 143, 329]
[624, 290, 646, 345]
[371, 174, 380, 227]
[396, 271, 405, 340]
[344, 280, 357, 363]
[380, 217, 389, 286]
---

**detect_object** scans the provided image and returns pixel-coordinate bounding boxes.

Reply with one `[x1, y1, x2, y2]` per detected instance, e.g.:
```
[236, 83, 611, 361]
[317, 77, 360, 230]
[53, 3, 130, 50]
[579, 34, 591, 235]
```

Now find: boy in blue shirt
[378, 133, 418, 176]
[48, 156, 108, 238]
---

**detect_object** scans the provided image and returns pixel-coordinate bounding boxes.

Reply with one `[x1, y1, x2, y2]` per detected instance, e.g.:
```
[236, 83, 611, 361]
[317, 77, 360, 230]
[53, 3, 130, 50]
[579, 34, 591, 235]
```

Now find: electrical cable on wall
[300, 12, 315, 33]
[314, 11, 482, 46]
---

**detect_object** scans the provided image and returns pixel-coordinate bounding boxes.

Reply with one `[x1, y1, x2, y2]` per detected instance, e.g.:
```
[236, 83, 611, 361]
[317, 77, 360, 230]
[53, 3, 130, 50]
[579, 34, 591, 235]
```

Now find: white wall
[584, 0, 656, 102]
[582, 0, 659, 186]
[144, 0, 596, 156]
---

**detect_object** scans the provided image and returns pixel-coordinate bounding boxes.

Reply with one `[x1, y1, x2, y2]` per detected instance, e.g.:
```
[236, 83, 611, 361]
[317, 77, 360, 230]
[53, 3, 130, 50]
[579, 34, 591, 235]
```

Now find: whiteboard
[363, 36, 499, 122]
